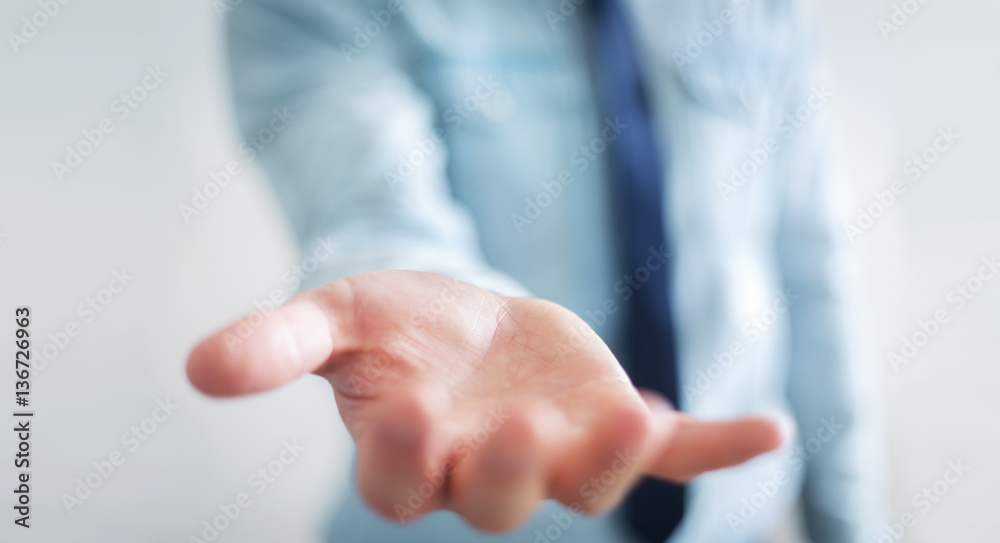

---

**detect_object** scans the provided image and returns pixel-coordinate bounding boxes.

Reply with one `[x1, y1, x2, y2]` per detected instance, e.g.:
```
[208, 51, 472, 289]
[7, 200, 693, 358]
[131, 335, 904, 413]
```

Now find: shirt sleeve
[774, 23, 889, 543]
[225, 0, 531, 297]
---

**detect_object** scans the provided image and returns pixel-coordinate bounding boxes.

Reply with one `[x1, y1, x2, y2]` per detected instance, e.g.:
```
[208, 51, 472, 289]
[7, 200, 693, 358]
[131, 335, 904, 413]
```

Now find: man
[188, 0, 884, 541]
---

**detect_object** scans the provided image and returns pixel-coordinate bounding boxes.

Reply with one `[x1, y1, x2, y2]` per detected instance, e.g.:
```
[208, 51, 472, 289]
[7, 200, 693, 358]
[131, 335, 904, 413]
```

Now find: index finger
[645, 413, 787, 482]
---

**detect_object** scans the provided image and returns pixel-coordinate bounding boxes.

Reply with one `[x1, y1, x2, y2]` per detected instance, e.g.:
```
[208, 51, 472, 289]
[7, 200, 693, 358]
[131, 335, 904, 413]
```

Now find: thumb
[187, 281, 360, 397]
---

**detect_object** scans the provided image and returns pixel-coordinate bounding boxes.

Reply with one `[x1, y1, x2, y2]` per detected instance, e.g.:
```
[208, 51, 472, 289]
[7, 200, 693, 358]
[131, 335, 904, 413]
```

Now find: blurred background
[0, 0, 998, 541]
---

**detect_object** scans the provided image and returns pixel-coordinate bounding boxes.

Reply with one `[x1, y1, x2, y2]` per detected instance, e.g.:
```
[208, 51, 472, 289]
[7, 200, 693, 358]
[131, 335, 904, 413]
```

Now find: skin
[188, 270, 784, 532]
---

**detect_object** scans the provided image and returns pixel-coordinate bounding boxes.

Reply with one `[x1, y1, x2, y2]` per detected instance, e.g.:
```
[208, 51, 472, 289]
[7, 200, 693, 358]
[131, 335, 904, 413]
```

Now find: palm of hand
[188, 270, 782, 531]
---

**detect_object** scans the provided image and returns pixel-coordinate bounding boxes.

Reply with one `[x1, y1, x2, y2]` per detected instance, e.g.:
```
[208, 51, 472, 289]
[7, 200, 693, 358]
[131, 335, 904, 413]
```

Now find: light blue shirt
[225, 0, 886, 541]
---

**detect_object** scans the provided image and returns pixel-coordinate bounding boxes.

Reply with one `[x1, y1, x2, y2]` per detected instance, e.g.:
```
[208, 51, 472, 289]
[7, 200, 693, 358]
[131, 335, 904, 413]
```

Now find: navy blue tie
[589, 0, 686, 541]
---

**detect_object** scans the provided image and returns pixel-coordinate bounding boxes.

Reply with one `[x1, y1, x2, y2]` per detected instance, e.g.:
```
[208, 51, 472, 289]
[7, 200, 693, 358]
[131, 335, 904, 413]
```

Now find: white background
[1, 0, 998, 542]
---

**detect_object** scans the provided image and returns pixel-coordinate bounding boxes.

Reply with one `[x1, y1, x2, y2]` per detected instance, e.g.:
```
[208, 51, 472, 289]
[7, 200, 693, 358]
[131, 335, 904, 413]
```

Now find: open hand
[187, 270, 783, 531]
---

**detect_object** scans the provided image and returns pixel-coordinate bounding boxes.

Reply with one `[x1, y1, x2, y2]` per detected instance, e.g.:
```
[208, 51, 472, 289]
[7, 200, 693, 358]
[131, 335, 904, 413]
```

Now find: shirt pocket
[651, 0, 800, 123]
